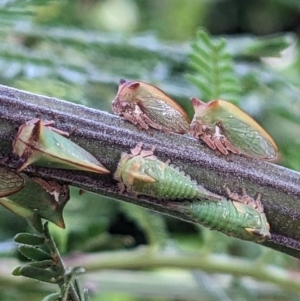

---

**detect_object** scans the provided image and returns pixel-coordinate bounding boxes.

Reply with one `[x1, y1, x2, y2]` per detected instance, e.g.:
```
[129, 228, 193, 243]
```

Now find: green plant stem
[43, 223, 80, 301]
[64, 247, 300, 294]
[1, 85, 300, 258]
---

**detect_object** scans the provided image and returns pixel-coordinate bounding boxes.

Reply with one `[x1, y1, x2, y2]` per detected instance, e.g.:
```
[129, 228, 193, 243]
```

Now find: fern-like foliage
[13, 222, 87, 301]
[187, 29, 241, 104]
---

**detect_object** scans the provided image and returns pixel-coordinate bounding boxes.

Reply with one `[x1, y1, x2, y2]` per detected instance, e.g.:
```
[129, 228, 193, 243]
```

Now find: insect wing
[140, 96, 190, 133]
[219, 114, 277, 159]
[191, 99, 277, 159]
[0, 166, 24, 197]
[113, 80, 190, 134]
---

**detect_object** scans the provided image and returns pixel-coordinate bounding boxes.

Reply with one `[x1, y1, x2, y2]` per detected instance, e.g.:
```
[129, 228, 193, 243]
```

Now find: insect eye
[121, 102, 130, 109]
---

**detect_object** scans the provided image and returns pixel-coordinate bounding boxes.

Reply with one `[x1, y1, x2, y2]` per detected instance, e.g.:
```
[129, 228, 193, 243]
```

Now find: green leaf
[13, 260, 56, 276]
[244, 35, 292, 58]
[18, 265, 61, 283]
[27, 259, 55, 268]
[12, 266, 22, 276]
[14, 233, 45, 245]
[188, 29, 240, 104]
[18, 244, 52, 261]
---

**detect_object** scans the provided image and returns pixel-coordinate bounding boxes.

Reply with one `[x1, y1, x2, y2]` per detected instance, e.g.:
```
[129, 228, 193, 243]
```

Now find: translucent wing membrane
[141, 96, 189, 133]
[220, 115, 277, 159]
[112, 80, 190, 134]
[0, 166, 24, 197]
[190, 98, 278, 160]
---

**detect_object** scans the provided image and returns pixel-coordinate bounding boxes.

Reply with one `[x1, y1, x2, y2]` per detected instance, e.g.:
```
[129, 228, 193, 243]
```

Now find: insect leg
[211, 126, 228, 155]
[212, 137, 228, 155]
[130, 143, 143, 156]
[25, 118, 55, 126]
[221, 138, 240, 154]
[131, 105, 151, 129]
[46, 126, 70, 137]
[190, 121, 219, 151]
[123, 109, 149, 129]
[226, 187, 249, 204]
[25, 119, 69, 137]
[130, 143, 156, 158]
[139, 113, 164, 131]
[213, 124, 242, 155]
[140, 147, 155, 157]
[226, 188, 260, 210]
[253, 193, 264, 213]
[201, 133, 217, 150]
[117, 182, 126, 193]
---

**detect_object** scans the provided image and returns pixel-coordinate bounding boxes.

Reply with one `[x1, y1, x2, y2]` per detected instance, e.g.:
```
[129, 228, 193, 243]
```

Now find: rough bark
[1, 84, 300, 258]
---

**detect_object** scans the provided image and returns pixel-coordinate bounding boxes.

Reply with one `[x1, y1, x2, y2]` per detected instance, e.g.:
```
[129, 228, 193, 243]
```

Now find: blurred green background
[1, 0, 300, 300]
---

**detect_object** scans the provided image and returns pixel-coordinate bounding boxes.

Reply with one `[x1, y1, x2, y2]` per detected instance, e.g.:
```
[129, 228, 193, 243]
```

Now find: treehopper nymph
[168, 188, 271, 243]
[190, 97, 278, 160]
[0, 166, 24, 197]
[114, 143, 222, 201]
[0, 165, 69, 229]
[13, 119, 110, 173]
[112, 79, 190, 134]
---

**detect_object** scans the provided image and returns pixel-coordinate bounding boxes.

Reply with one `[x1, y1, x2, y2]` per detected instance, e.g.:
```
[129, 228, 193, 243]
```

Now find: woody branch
[0, 85, 300, 258]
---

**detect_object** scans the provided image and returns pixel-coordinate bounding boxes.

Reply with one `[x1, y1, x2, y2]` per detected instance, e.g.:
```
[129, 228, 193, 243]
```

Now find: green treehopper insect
[114, 143, 222, 201]
[13, 119, 110, 173]
[168, 188, 271, 243]
[112, 79, 190, 134]
[0, 165, 69, 229]
[190, 98, 278, 160]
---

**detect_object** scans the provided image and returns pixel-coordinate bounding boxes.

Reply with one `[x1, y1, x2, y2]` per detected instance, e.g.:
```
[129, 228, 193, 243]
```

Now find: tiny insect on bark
[13, 119, 110, 173]
[0, 166, 24, 197]
[114, 143, 222, 201]
[190, 98, 278, 160]
[0, 166, 69, 229]
[168, 188, 271, 243]
[112, 79, 190, 134]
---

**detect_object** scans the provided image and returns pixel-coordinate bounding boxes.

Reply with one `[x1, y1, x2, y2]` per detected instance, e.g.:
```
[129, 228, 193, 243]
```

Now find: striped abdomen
[186, 198, 270, 242]
[126, 156, 221, 201]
